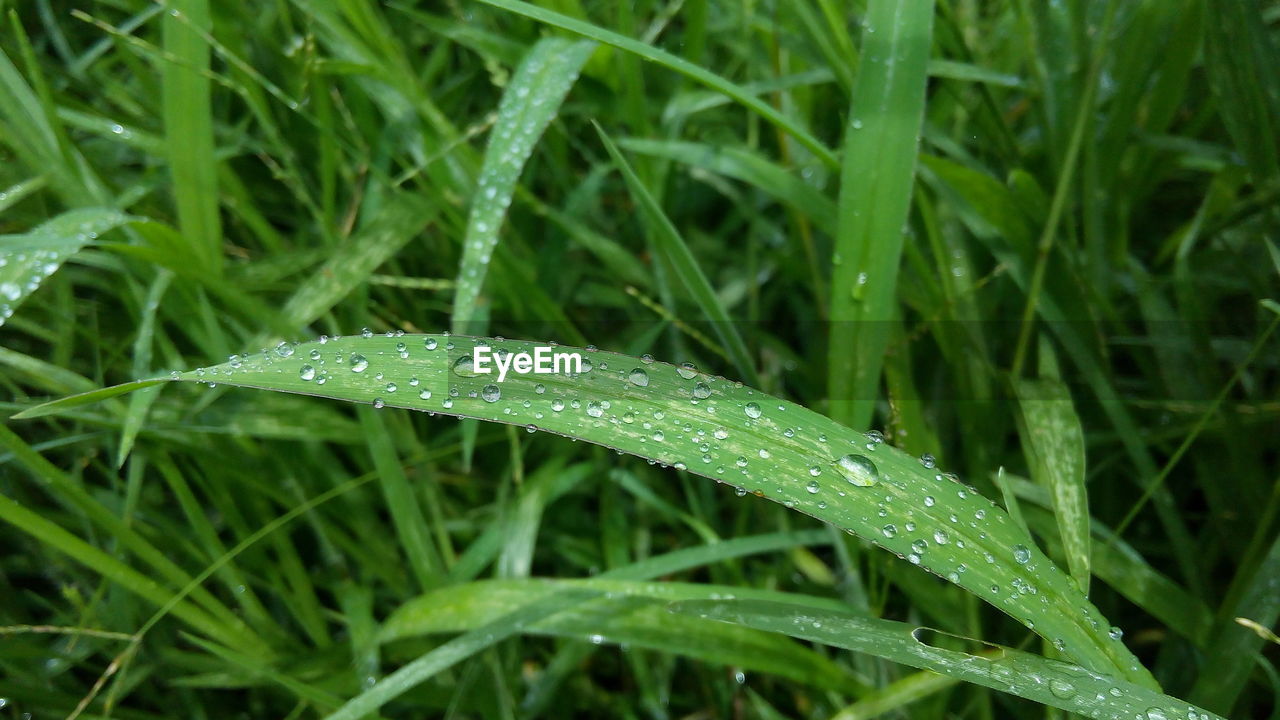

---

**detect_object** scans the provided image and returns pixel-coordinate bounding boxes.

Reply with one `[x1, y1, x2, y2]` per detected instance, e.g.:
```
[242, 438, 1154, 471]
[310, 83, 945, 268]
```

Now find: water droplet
[835, 454, 879, 487]
[481, 384, 501, 402]
[1013, 544, 1032, 564]
[590, 634, 604, 645]
[425, 337, 438, 350]
[1146, 709, 1168, 720]
[1109, 626, 1123, 640]
[361, 327, 373, 338]
[933, 530, 949, 545]
[275, 341, 295, 358]
[452, 355, 479, 376]
[1049, 679, 1076, 699]
[809, 466, 822, 477]
[744, 402, 762, 419]
[628, 368, 649, 386]
[373, 398, 384, 408]
[350, 354, 369, 372]
[866, 430, 885, 444]
[419, 389, 432, 399]
[586, 401, 604, 418]
[692, 382, 711, 399]
[551, 398, 565, 412]
[806, 480, 820, 494]
[676, 362, 698, 379]
[758, 449, 770, 459]
[923, 495, 935, 507]
[882, 524, 897, 538]
[920, 453, 936, 469]
[299, 365, 316, 381]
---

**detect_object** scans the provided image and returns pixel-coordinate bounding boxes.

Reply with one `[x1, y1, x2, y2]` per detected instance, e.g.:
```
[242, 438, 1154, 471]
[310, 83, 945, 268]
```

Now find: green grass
[2, 1, 1279, 719]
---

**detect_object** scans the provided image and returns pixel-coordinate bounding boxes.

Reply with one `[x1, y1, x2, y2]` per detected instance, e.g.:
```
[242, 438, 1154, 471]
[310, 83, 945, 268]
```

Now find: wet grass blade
[13, 333, 1155, 688]
[671, 599, 1224, 720]
[380, 579, 861, 692]
[0, 207, 133, 327]
[827, 0, 934, 429]
[1012, 349, 1091, 594]
[474, 0, 837, 169]
[450, 36, 596, 334]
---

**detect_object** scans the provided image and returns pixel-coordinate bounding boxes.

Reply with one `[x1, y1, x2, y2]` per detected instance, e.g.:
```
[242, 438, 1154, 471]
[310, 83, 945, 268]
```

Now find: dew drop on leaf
[835, 454, 879, 487]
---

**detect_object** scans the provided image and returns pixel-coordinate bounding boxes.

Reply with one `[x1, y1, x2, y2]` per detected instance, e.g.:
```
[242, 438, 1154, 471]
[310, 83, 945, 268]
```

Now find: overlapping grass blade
[596, 126, 759, 385]
[827, 0, 934, 429]
[14, 333, 1154, 688]
[450, 36, 596, 334]
[670, 599, 1224, 720]
[380, 579, 861, 692]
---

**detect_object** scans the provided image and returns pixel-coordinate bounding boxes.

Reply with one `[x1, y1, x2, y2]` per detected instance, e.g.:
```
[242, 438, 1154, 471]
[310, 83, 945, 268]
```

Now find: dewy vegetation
[1, 1, 1278, 719]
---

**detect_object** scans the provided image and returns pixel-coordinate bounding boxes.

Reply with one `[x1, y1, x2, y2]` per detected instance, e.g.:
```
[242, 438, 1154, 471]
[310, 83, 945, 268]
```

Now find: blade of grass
[1012, 343, 1091, 594]
[322, 590, 600, 720]
[671, 599, 1223, 720]
[14, 334, 1156, 687]
[827, 0, 934, 429]
[0, 208, 134, 327]
[450, 36, 596, 334]
[596, 125, 759, 385]
[381, 580, 862, 692]
[162, 0, 222, 275]
[474, 0, 837, 169]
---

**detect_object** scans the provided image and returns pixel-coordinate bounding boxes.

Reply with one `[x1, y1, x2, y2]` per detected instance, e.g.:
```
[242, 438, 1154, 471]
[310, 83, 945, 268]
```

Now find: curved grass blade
[473, 0, 837, 169]
[451, 37, 596, 334]
[14, 333, 1152, 688]
[0, 207, 134, 327]
[827, 0, 935, 429]
[671, 599, 1223, 720]
[380, 579, 861, 692]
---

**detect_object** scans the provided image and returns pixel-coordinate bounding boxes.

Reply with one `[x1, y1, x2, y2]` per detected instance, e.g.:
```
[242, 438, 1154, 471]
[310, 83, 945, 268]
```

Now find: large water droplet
[481, 384, 501, 403]
[806, 480, 820, 494]
[1049, 679, 1076, 699]
[586, 401, 604, 418]
[835, 454, 879, 486]
[299, 365, 316, 381]
[452, 355, 479, 377]
[692, 382, 711, 399]
[424, 337, 438, 350]
[676, 362, 698, 379]
[350, 354, 369, 373]
[628, 368, 649, 387]
[744, 402, 762, 419]
[1013, 544, 1032, 564]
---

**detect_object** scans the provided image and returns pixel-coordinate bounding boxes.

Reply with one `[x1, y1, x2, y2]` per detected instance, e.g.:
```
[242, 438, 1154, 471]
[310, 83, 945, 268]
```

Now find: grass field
[2, 0, 1279, 718]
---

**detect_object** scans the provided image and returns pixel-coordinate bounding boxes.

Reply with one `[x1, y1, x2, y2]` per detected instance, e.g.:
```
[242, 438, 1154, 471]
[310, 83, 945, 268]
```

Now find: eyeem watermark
[473, 345, 583, 382]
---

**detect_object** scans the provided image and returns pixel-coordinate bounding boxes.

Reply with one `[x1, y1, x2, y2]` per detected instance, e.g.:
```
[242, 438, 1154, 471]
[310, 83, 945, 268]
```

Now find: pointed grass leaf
[15, 333, 1153, 689]
[1013, 374, 1091, 594]
[596, 126, 759, 385]
[451, 37, 596, 333]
